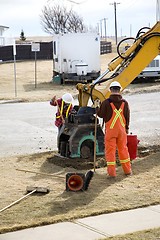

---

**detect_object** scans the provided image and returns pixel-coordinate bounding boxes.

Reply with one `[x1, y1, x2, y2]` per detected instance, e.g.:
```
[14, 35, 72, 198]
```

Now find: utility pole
[156, 0, 160, 21]
[130, 24, 132, 37]
[110, 1, 120, 45]
[100, 18, 108, 41]
[97, 23, 100, 34]
[104, 18, 108, 41]
[100, 19, 103, 39]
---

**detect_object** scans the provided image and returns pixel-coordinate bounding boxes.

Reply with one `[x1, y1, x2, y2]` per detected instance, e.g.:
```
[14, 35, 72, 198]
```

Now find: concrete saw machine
[57, 106, 105, 158]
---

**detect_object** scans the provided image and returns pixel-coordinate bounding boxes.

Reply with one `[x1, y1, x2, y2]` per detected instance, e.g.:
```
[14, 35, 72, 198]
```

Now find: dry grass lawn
[0, 54, 160, 236]
[0, 55, 117, 102]
[0, 59, 78, 102]
[0, 148, 160, 234]
[103, 227, 160, 240]
[1, 55, 160, 103]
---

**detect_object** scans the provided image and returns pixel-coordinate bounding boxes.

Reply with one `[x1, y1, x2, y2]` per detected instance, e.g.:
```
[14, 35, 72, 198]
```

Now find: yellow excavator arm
[77, 21, 160, 107]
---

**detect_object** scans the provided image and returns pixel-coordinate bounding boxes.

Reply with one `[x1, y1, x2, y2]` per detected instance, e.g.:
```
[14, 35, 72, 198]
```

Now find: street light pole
[13, 39, 17, 97]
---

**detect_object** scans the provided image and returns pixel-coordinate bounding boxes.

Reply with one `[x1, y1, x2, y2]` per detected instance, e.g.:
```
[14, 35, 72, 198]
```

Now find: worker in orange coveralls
[96, 81, 132, 177]
[50, 93, 73, 134]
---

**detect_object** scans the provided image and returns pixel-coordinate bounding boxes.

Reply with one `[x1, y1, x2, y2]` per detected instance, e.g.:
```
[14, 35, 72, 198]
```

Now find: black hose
[117, 27, 151, 60]
[141, 32, 160, 44]
[90, 73, 119, 104]
[117, 32, 160, 62]
[110, 55, 119, 63]
[136, 27, 150, 38]
[117, 37, 136, 60]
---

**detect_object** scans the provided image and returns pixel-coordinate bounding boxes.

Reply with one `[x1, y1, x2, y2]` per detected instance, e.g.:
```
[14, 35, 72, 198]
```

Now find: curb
[0, 99, 23, 104]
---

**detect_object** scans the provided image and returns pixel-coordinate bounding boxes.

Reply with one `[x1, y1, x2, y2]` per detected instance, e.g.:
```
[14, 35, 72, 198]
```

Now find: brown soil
[0, 145, 160, 234]
[47, 145, 160, 170]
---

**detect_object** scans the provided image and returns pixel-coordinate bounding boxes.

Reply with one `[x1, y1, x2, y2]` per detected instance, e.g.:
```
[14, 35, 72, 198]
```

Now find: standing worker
[96, 81, 132, 177]
[50, 93, 73, 133]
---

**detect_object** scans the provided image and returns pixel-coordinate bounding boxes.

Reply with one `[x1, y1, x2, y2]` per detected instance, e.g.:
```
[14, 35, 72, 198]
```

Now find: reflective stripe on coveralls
[105, 101, 131, 176]
[110, 109, 125, 129]
[56, 100, 72, 119]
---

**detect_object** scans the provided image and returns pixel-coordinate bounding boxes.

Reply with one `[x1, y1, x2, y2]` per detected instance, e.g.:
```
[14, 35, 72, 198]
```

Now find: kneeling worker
[96, 81, 132, 177]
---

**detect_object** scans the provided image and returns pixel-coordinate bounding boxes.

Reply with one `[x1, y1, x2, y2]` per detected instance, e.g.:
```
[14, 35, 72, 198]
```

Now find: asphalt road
[0, 91, 159, 157]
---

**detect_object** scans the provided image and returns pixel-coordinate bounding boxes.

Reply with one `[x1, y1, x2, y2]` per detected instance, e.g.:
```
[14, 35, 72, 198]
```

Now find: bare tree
[40, 4, 86, 34]
[67, 11, 85, 33]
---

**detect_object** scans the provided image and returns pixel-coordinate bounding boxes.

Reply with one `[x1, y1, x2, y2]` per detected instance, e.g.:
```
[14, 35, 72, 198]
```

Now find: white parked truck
[137, 54, 160, 79]
[52, 32, 101, 84]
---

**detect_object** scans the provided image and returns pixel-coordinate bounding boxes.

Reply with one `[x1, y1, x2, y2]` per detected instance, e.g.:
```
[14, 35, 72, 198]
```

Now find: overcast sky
[0, 0, 158, 38]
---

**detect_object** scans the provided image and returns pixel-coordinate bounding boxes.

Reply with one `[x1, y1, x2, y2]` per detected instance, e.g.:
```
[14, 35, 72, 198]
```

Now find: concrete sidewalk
[1, 205, 160, 240]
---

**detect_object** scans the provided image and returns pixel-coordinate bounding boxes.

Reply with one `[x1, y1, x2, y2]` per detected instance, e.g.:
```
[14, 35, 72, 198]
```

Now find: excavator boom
[77, 21, 160, 107]
[57, 22, 160, 159]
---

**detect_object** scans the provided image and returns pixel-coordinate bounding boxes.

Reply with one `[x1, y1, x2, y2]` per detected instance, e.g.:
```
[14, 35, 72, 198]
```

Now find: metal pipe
[93, 68, 110, 85]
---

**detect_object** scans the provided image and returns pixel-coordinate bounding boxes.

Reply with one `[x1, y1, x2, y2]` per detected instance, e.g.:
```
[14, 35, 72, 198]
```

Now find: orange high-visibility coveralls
[105, 101, 131, 176]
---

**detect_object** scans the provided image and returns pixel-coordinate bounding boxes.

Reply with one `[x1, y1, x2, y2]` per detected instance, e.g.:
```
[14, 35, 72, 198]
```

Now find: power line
[66, 0, 88, 4]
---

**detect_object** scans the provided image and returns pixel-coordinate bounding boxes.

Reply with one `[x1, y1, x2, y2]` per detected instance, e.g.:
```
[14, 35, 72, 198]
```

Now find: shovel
[0, 186, 50, 213]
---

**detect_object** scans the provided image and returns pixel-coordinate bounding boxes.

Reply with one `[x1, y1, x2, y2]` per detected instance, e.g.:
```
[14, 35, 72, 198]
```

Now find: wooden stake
[94, 113, 98, 172]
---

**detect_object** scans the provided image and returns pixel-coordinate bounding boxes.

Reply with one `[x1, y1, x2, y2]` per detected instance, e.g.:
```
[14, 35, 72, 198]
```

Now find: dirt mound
[46, 145, 160, 170]
[47, 154, 107, 170]
[138, 145, 160, 157]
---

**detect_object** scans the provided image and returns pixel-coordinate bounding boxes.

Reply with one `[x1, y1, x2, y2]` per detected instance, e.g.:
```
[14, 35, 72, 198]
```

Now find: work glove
[94, 99, 100, 108]
[52, 96, 56, 102]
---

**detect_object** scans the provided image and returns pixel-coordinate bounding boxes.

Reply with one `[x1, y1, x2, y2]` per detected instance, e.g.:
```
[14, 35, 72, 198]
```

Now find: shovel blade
[26, 186, 50, 193]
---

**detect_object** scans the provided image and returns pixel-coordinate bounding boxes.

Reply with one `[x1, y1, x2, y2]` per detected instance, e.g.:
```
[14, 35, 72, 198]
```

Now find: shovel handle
[0, 189, 36, 213]
[16, 169, 65, 179]
[94, 113, 98, 172]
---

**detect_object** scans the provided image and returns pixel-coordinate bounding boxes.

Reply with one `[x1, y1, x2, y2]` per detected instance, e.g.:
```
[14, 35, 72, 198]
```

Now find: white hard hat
[109, 81, 122, 90]
[62, 93, 73, 104]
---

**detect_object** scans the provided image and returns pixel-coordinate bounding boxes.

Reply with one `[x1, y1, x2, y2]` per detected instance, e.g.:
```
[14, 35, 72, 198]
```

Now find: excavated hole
[47, 145, 160, 170]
